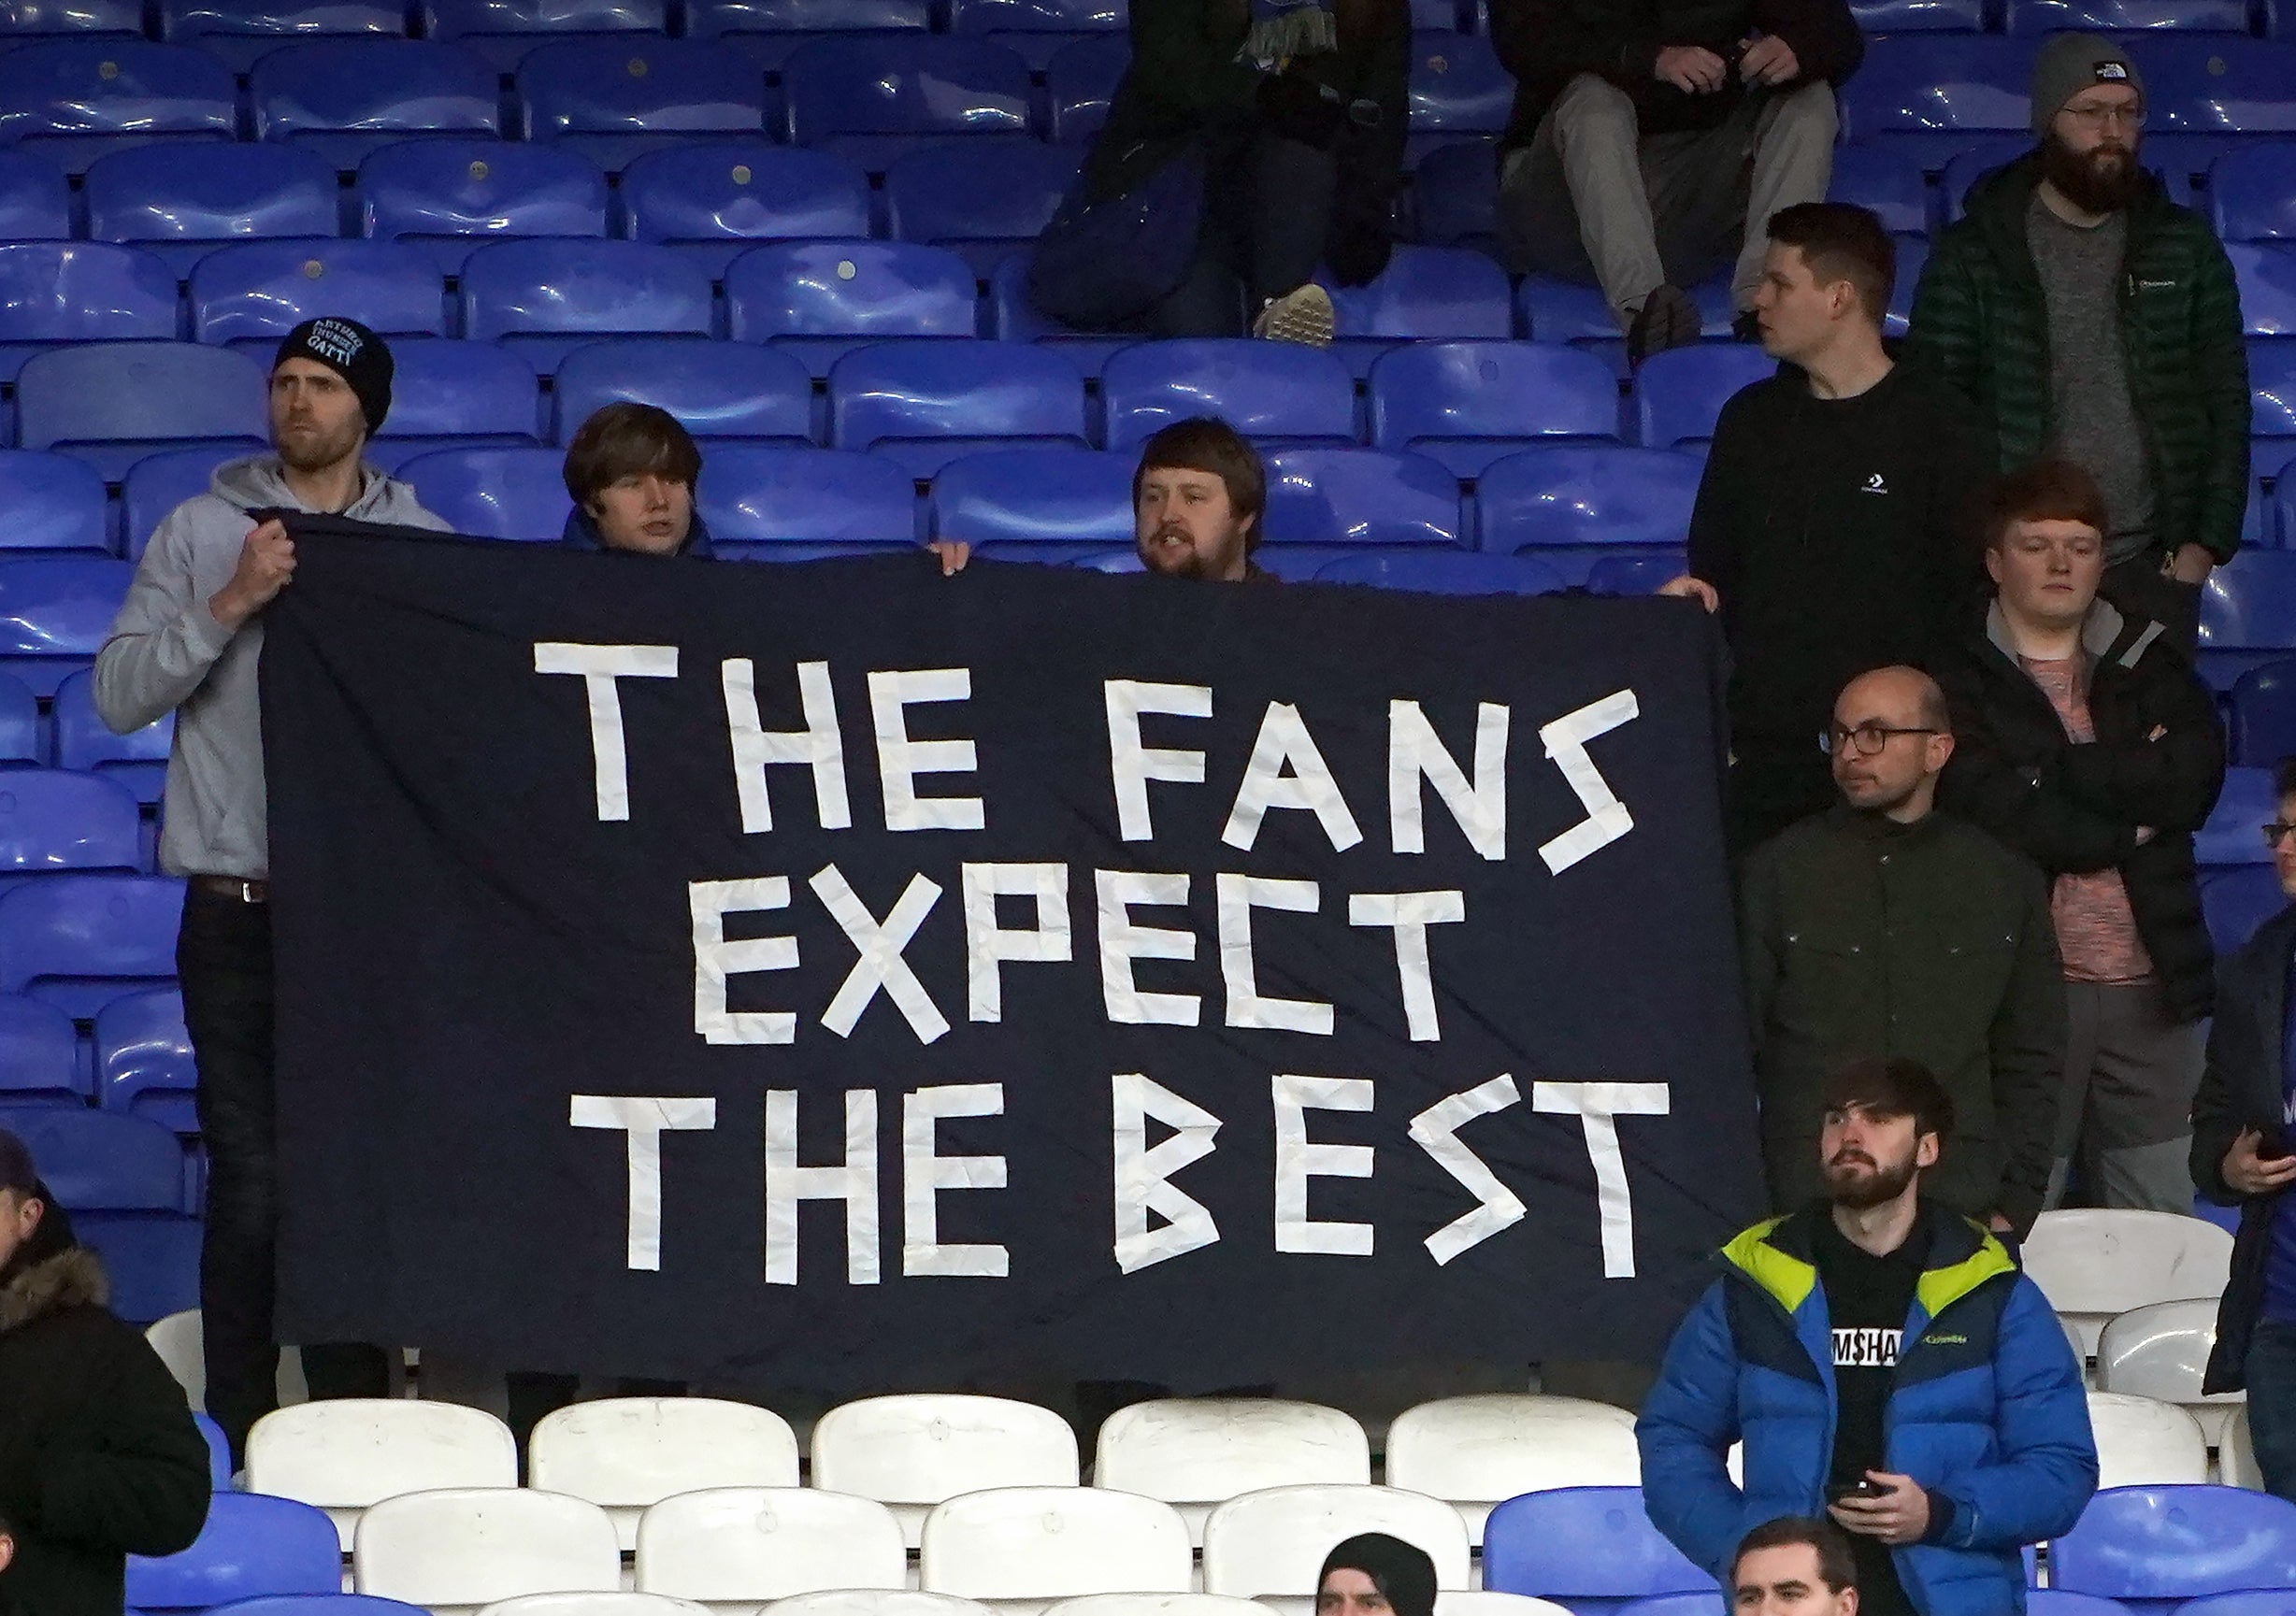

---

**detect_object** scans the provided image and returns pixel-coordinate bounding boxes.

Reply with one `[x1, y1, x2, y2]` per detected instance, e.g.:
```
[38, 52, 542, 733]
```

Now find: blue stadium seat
[518, 38, 768, 170]
[1839, 36, 2032, 159]
[981, 252, 1134, 377]
[1263, 447, 1462, 550]
[554, 338, 811, 444]
[0, 150, 73, 242]
[1313, 551, 1568, 595]
[190, 241, 450, 350]
[725, 241, 977, 376]
[461, 238, 715, 371]
[884, 141, 1079, 276]
[0, 675, 37, 765]
[95, 987, 194, 1133]
[950, 0, 1122, 69]
[827, 339, 1087, 475]
[2197, 765, 2279, 865]
[368, 339, 544, 470]
[1327, 245, 1515, 375]
[2233, 657, 2296, 767]
[685, 0, 929, 71]
[195, 1599, 430, 1616]
[1413, 141, 1498, 250]
[0, 243, 179, 385]
[2234, 242, 2296, 334]
[0, 0, 143, 41]
[697, 444, 921, 555]
[0, 769, 141, 888]
[0, 994, 87, 1106]
[2006, 0, 2247, 29]
[2202, 548, 2296, 687]
[0, 1106, 181, 1209]
[780, 36, 1033, 171]
[1047, 31, 1126, 144]
[1478, 445, 1702, 584]
[2274, 447, 2296, 548]
[0, 451, 110, 554]
[1935, 136, 2034, 226]
[1585, 549, 1692, 594]
[122, 450, 240, 564]
[1369, 341, 1619, 476]
[2205, 863, 2289, 952]
[2214, 143, 2296, 241]
[2175, 1593, 2296, 1616]
[16, 344, 268, 485]
[1485, 1487, 1710, 1616]
[252, 40, 501, 168]
[619, 143, 870, 276]
[84, 144, 343, 278]
[1828, 142, 1930, 238]
[54, 668, 173, 805]
[2136, 38, 2296, 134]
[359, 138, 610, 275]
[1517, 274, 1626, 347]
[1102, 338, 1359, 450]
[397, 446, 569, 540]
[160, 0, 407, 72]
[2023, 1594, 2135, 1616]
[1407, 31, 1510, 157]
[0, 40, 237, 173]
[1636, 344, 1775, 449]
[0, 558, 136, 697]
[1847, 0, 1985, 29]
[928, 445, 1134, 559]
[423, 0, 669, 70]
[193, 1412, 228, 1486]
[126, 1493, 345, 1614]
[2051, 1486, 2296, 1616]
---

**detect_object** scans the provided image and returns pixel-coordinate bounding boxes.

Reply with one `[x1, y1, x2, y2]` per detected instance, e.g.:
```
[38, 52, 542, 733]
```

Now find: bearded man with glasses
[1739, 662, 2065, 1234]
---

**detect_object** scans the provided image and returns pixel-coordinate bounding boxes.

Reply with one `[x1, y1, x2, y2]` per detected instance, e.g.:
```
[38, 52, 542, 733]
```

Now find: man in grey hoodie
[92, 317, 453, 1466]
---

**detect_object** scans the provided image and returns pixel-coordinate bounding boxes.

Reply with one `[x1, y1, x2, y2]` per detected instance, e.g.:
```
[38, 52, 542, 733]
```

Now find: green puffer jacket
[1902, 150, 2250, 564]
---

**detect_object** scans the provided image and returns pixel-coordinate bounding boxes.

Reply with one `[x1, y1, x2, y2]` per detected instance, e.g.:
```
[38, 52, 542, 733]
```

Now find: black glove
[1256, 70, 1348, 150]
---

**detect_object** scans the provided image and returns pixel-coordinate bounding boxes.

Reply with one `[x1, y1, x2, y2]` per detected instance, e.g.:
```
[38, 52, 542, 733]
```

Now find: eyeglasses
[2059, 101, 2146, 131]
[2263, 822, 2296, 848]
[1824, 722, 1943, 757]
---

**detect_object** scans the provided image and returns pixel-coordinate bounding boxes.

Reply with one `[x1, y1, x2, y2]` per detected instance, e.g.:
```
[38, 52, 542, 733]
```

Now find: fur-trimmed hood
[0, 1187, 107, 1334]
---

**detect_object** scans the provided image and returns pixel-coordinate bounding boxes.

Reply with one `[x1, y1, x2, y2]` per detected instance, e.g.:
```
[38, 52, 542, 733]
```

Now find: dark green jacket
[1903, 151, 2250, 564]
[1740, 806, 2065, 1232]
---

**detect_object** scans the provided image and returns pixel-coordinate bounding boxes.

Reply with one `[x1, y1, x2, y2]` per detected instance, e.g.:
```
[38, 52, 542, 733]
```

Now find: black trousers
[179, 884, 390, 1464]
[1143, 132, 1337, 338]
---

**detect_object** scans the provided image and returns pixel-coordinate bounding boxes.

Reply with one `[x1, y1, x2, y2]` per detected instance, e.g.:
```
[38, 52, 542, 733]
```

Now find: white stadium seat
[920, 1487, 1193, 1607]
[1094, 1399, 1370, 1543]
[1435, 1595, 1576, 1616]
[1385, 1395, 1642, 1543]
[354, 1487, 623, 1616]
[2087, 1392, 2211, 1489]
[478, 1596, 713, 1615]
[248, 1398, 518, 1548]
[531, 1397, 803, 1550]
[812, 1394, 1081, 1546]
[1201, 1485, 1472, 1606]
[2222, 1405, 2267, 1491]
[2097, 1298, 2245, 1443]
[2021, 1210, 2231, 1355]
[769, 1593, 999, 1616]
[1044, 1596, 1278, 1616]
[636, 1487, 908, 1608]
[145, 1309, 204, 1409]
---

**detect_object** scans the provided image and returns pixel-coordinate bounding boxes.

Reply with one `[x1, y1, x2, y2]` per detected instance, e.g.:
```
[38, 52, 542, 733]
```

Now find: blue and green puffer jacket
[1637, 1205, 2098, 1616]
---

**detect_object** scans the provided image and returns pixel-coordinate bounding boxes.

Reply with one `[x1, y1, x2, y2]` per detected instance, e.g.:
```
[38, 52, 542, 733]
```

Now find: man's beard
[2042, 129, 2141, 215]
[1139, 523, 1246, 580]
[276, 422, 363, 476]
[1825, 1147, 1920, 1210]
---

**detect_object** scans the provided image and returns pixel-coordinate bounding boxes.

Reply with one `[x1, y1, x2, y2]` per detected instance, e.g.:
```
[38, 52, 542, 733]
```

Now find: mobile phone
[1828, 1480, 1887, 1503]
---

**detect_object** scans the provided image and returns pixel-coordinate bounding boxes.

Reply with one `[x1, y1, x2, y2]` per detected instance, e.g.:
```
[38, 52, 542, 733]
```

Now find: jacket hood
[1720, 1201, 2015, 1323]
[208, 455, 438, 526]
[0, 1184, 105, 1334]
[561, 505, 716, 558]
[1980, 594, 2167, 675]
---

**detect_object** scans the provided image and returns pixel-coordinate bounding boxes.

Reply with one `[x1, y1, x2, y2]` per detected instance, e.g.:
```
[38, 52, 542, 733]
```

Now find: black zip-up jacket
[1935, 598, 2225, 1025]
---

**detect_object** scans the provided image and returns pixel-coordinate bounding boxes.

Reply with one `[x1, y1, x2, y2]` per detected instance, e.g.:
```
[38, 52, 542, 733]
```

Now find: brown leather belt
[190, 875, 269, 905]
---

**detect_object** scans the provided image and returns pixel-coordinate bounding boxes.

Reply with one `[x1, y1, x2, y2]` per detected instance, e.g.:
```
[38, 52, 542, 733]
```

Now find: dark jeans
[1144, 132, 1337, 338]
[180, 885, 389, 1464]
[2247, 1318, 2296, 1502]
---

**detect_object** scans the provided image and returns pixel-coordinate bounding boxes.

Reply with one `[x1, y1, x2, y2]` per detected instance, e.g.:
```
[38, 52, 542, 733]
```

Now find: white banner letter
[570, 1094, 717, 1271]
[1532, 1080, 1671, 1277]
[1095, 869, 1198, 1025]
[1217, 873, 1331, 1035]
[1112, 1072, 1223, 1274]
[902, 1083, 1008, 1277]
[1389, 699, 1509, 860]
[1348, 890, 1465, 1042]
[536, 641, 678, 821]
[868, 667, 983, 832]
[962, 863, 1071, 1023]
[1410, 1074, 1523, 1265]
[1539, 691, 1640, 874]
[1105, 679, 1211, 842]
[722, 658, 851, 833]
[810, 865, 949, 1044]
[764, 1088, 880, 1285]
[1273, 1073, 1374, 1255]
[1224, 702, 1363, 853]
[689, 878, 797, 1045]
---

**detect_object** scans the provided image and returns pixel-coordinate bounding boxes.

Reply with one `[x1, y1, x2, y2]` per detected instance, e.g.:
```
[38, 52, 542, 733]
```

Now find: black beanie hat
[1319, 1534, 1440, 1616]
[273, 316, 393, 434]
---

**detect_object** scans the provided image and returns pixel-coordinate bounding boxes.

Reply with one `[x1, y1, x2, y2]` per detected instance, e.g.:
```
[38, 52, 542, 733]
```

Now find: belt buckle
[237, 880, 259, 905]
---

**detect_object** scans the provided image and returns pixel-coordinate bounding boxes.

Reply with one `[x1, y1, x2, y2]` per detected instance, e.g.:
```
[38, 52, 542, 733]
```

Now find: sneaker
[1253, 283, 1336, 347]
[1627, 282, 1700, 367]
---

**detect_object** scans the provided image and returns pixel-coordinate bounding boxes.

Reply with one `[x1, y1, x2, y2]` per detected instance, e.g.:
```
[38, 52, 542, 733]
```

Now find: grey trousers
[1497, 74, 1838, 330]
[2043, 980, 2205, 1213]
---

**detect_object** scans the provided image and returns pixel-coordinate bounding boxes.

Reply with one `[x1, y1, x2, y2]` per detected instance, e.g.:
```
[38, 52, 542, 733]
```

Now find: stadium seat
[2051, 1485, 2296, 1615]
[0, 678, 35, 770]
[1313, 551, 1569, 594]
[400, 446, 570, 540]
[190, 240, 450, 349]
[54, 669, 171, 804]
[685, 0, 930, 71]
[0, 451, 108, 554]
[634, 1487, 909, 1604]
[884, 141, 1079, 275]
[1846, 0, 1984, 27]
[0, 40, 236, 173]
[2232, 658, 2296, 765]
[1046, 32, 1126, 145]
[1515, 274, 1628, 349]
[1050, 1599, 1286, 1616]
[359, 138, 610, 275]
[1201, 1485, 1472, 1599]
[2220, 1407, 2269, 1492]
[1827, 142, 1931, 237]
[0, 768, 140, 886]
[0, 150, 69, 245]
[0, 0, 142, 40]
[2198, 766, 2278, 865]
[517, 38, 768, 169]
[2203, 863, 2288, 952]
[2136, 38, 2296, 135]
[160, 0, 407, 71]
[555, 339, 811, 445]
[252, 40, 502, 168]
[769, 1595, 994, 1616]
[1476, 446, 1701, 583]
[370, 339, 546, 468]
[2233, 242, 2296, 335]
[2202, 549, 2296, 688]
[779, 36, 1033, 171]
[146, 1307, 203, 1408]
[827, 340, 1088, 475]
[423, 0, 668, 69]
[2169, 1597, 2296, 1616]
[83, 144, 341, 276]
[1102, 339, 1359, 451]
[1443, 1598, 1578, 1616]
[529, 1398, 800, 1551]
[461, 239, 714, 371]
[1482, 1487, 1707, 1616]
[252, 1399, 519, 1550]
[2022, 1208, 2233, 1355]
[1095, 1400, 1372, 1546]
[122, 448, 240, 564]
[1368, 342, 1618, 476]
[2, 1104, 197, 1319]
[95, 986, 195, 1132]
[127, 1493, 345, 1615]
[725, 241, 978, 376]
[920, 1488, 1194, 1603]
[1327, 245, 1515, 373]
[2212, 143, 2296, 242]
[1604, 1599, 1723, 1616]
[1263, 448, 1462, 549]
[811, 1394, 1081, 1547]
[2085, 1392, 2211, 1489]
[697, 445, 919, 554]
[354, 1489, 622, 1615]
[2259, 340, 2296, 439]
[948, 0, 1121, 69]
[1407, 31, 1511, 151]
[208, 1599, 432, 1616]
[618, 144, 871, 276]
[16, 343, 269, 484]
[1839, 36, 2031, 158]
[2097, 1299, 2243, 1442]
[0, 242, 179, 384]
[473, 1597, 712, 1616]
[0, 557, 137, 698]
[1412, 141, 1497, 251]
[1385, 1395, 1643, 1545]
[928, 446, 1133, 560]
[1635, 345, 1775, 449]
[978, 253, 1134, 375]
[2005, 0, 2246, 28]
[0, 992, 85, 1105]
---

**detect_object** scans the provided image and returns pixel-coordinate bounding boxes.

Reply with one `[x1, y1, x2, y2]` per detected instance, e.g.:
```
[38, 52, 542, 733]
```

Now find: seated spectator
[1488, 0, 1860, 363]
[1731, 1517, 1861, 1616]
[1135, 416, 1277, 581]
[1029, 0, 1409, 343]
[1936, 459, 2222, 1213]
[1662, 203, 1987, 851]
[1317, 1533, 1437, 1616]
[0, 1128, 211, 1616]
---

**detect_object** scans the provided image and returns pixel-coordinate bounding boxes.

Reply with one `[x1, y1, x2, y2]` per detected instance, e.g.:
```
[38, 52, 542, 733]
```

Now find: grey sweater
[93, 456, 451, 881]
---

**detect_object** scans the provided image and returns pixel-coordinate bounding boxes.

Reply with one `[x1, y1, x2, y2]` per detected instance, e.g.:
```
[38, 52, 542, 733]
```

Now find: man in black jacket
[1488, 0, 1862, 363]
[1937, 461, 2223, 1214]
[1663, 203, 1988, 852]
[0, 1129, 211, 1616]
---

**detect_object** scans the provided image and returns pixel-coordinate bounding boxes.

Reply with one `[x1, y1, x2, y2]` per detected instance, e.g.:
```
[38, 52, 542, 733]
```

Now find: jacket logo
[2137, 279, 2177, 290]
[1833, 1327, 1901, 1367]
[1923, 1332, 1970, 1346]
[1860, 473, 1889, 495]
[2094, 62, 2129, 79]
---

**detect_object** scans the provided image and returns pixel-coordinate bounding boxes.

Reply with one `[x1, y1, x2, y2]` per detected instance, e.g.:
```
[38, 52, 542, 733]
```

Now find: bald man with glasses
[1739, 665, 2066, 1234]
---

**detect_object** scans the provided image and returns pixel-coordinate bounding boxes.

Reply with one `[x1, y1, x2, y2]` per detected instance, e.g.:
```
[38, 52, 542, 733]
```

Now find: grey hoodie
[93, 455, 452, 881]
